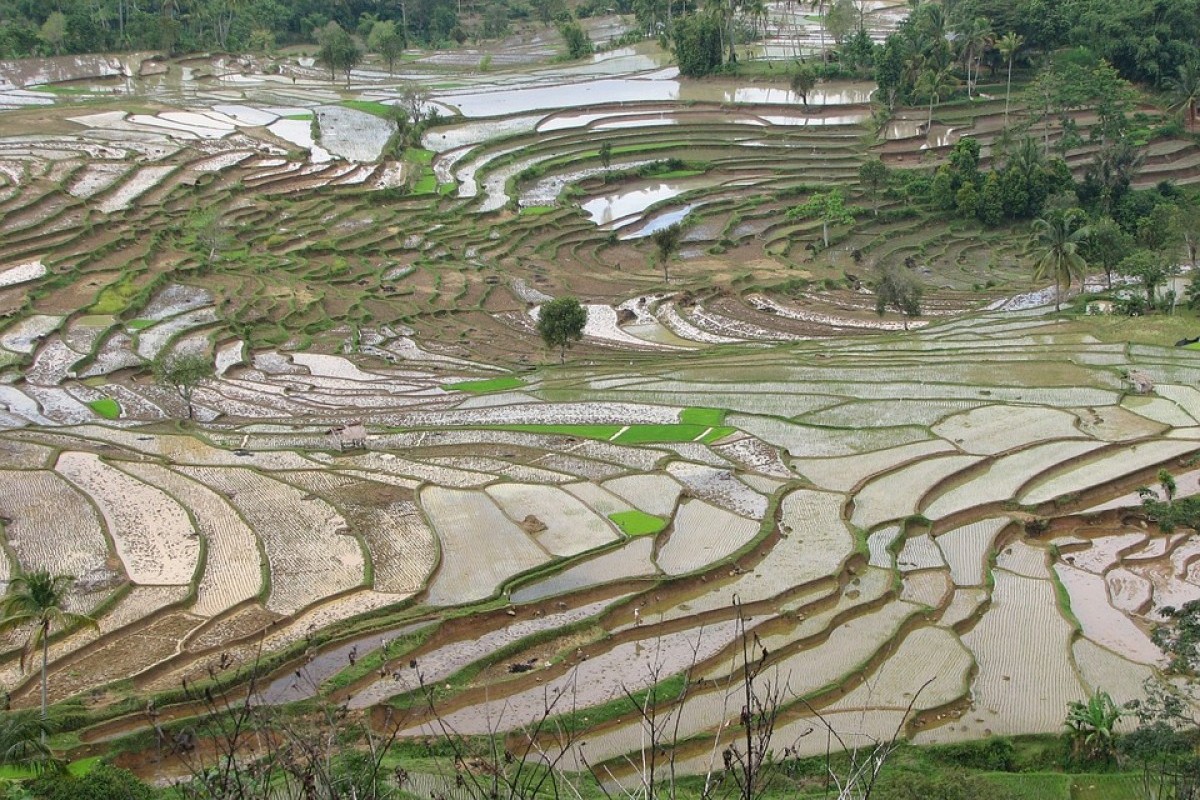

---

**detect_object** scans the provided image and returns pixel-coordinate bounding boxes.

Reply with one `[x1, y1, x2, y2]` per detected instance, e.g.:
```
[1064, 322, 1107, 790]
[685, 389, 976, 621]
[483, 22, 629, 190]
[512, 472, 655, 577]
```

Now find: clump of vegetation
[536, 296, 587, 363]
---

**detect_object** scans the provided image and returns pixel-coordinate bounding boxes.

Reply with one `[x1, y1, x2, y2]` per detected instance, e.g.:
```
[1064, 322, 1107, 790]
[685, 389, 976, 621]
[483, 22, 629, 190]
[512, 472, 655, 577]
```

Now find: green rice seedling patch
[443, 376, 525, 393]
[340, 100, 395, 118]
[494, 424, 624, 440]
[520, 205, 556, 216]
[284, 113, 313, 120]
[608, 510, 667, 536]
[403, 148, 435, 165]
[126, 319, 155, 330]
[89, 277, 141, 314]
[411, 169, 438, 195]
[614, 423, 736, 443]
[680, 407, 726, 426]
[88, 398, 121, 419]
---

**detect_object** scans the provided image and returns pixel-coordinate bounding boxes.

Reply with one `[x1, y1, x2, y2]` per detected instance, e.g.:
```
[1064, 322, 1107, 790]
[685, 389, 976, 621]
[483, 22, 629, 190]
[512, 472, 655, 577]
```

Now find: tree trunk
[40, 626, 48, 740]
[822, 219, 829, 248]
[1004, 58, 1012, 124]
[559, 344, 565, 365]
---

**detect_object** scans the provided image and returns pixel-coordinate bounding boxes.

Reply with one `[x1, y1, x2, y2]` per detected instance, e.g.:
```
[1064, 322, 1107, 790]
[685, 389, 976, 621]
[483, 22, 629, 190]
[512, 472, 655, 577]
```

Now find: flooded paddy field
[0, 15, 1199, 786]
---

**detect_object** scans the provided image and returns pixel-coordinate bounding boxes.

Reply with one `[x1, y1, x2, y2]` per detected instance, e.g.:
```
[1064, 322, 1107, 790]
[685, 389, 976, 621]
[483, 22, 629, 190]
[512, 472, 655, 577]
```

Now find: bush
[30, 763, 155, 800]
[928, 736, 1017, 772]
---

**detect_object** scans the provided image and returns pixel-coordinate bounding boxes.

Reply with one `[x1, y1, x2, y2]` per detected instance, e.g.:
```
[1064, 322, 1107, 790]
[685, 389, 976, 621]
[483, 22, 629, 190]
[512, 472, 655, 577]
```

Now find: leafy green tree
[824, 0, 857, 46]
[1081, 215, 1133, 288]
[537, 297, 588, 364]
[874, 264, 923, 329]
[1029, 210, 1090, 311]
[673, 12, 723, 77]
[558, 20, 592, 59]
[1170, 194, 1200, 269]
[38, 11, 66, 55]
[873, 33, 908, 109]
[792, 189, 854, 249]
[368, 20, 405, 73]
[858, 158, 889, 216]
[955, 15, 993, 98]
[955, 181, 979, 218]
[0, 572, 96, 727]
[997, 31, 1023, 124]
[790, 62, 818, 110]
[153, 353, 214, 420]
[1065, 689, 1126, 763]
[316, 21, 362, 86]
[1119, 249, 1179, 307]
[977, 172, 1004, 226]
[650, 223, 684, 282]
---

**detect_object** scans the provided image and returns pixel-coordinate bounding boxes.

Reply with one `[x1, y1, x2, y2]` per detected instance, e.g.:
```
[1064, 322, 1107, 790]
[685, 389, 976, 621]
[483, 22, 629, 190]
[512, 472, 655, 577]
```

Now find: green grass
[125, 319, 155, 330]
[443, 376, 525, 393]
[980, 772, 1070, 800]
[340, 100, 395, 118]
[283, 113, 313, 120]
[403, 147, 435, 164]
[87, 398, 120, 420]
[608, 510, 667, 536]
[521, 205, 556, 216]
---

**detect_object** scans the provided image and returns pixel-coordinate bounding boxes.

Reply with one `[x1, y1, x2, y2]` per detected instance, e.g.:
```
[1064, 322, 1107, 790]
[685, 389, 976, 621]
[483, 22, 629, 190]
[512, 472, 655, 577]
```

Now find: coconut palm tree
[0, 710, 58, 775]
[0, 571, 97, 729]
[1029, 210, 1090, 311]
[1166, 61, 1200, 133]
[956, 16, 993, 98]
[916, 65, 957, 130]
[998, 31, 1023, 125]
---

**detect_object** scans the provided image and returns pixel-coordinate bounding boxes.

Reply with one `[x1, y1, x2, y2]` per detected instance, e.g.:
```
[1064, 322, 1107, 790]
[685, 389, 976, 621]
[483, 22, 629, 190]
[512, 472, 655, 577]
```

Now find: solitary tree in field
[874, 264, 923, 329]
[153, 353, 214, 420]
[537, 297, 587, 364]
[0, 571, 97, 731]
[598, 141, 613, 170]
[368, 20, 405, 74]
[650, 223, 684, 282]
[997, 32, 1023, 125]
[790, 62, 818, 110]
[793, 189, 854, 249]
[1029, 210, 1090, 311]
[858, 158, 889, 216]
[317, 22, 362, 86]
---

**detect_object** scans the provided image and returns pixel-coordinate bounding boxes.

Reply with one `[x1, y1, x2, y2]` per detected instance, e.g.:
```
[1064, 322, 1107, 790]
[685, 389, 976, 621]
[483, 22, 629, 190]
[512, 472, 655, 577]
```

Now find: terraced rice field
[1, 33, 1199, 785]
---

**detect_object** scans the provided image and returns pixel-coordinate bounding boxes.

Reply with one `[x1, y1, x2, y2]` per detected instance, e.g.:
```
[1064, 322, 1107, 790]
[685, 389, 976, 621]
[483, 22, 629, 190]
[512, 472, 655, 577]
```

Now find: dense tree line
[0, 0, 467, 58]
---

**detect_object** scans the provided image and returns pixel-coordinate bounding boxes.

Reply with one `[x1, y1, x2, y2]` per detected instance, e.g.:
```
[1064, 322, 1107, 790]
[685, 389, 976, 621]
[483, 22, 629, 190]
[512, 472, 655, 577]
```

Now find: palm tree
[1029, 210, 1090, 311]
[1166, 61, 1200, 133]
[0, 711, 58, 775]
[916, 65, 957, 130]
[1065, 689, 1125, 762]
[998, 31, 1023, 125]
[956, 16, 993, 98]
[0, 571, 97, 729]
[809, 0, 828, 63]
